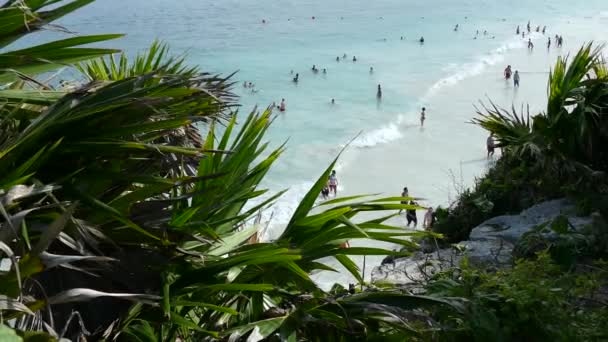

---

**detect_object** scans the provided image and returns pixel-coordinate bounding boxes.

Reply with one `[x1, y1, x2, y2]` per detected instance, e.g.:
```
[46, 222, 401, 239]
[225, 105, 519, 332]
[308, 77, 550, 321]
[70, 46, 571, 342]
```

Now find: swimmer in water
[322, 68, 327, 74]
[352, 56, 357, 62]
[377, 84, 382, 99]
[504, 65, 512, 80]
[279, 98, 286, 112]
[336, 56, 340, 62]
[343, 53, 347, 59]
[454, 24, 459, 31]
[370, 66, 374, 73]
[331, 98, 335, 105]
[419, 36, 425, 44]
[293, 73, 299, 83]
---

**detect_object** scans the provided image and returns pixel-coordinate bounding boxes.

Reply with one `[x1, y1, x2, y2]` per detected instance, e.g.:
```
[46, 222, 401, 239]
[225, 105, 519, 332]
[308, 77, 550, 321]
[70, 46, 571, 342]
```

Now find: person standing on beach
[406, 200, 418, 228]
[487, 133, 495, 158]
[423, 207, 436, 230]
[398, 187, 409, 214]
[504, 65, 512, 79]
[420, 107, 426, 127]
[514, 70, 520, 87]
[328, 170, 338, 196]
[377, 84, 382, 99]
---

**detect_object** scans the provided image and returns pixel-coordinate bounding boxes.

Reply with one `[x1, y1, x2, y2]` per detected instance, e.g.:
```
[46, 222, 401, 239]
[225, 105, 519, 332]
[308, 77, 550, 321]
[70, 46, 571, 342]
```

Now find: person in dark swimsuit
[406, 200, 418, 228]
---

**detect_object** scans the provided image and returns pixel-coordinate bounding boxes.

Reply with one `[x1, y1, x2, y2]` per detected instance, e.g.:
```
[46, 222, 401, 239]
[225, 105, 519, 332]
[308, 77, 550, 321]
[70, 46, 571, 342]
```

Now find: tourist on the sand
[483, 30, 487, 35]
[377, 84, 382, 99]
[487, 133, 495, 158]
[290, 70, 294, 75]
[419, 36, 425, 44]
[504, 65, 512, 79]
[328, 170, 338, 196]
[514, 70, 520, 87]
[399, 187, 409, 214]
[279, 98, 286, 112]
[406, 200, 418, 228]
[312, 65, 318, 73]
[420, 107, 426, 127]
[321, 181, 330, 200]
[423, 207, 436, 230]
[293, 73, 299, 83]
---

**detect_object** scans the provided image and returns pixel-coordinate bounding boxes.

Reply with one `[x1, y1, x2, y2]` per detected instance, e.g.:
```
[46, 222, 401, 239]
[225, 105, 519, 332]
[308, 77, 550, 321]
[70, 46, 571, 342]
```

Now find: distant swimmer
[420, 107, 426, 127]
[262, 19, 266, 24]
[323, 68, 327, 74]
[376, 84, 382, 99]
[419, 36, 425, 44]
[293, 73, 299, 83]
[483, 30, 487, 35]
[528, 38, 534, 50]
[336, 56, 340, 62]
[400, 36, 404, 40]
[486, 133, 495, 158]
[504, 65, 512, 79]
[331, 98, 335, 105]
[513, 70, 520, 87]
[516, 26, 520, 35]
[290, 70, 294, 74]
[312, 16, 315, 20]
[370, 66, 374, 73]
[454, 24, 459, 31]
[542, 26, 546, 34]
[279, 98, 286, 112]
[352, 56, 357, 62]
[343, 53, 347, 59]
[328, 170, 338, 196]
[312, 65, 318, 72]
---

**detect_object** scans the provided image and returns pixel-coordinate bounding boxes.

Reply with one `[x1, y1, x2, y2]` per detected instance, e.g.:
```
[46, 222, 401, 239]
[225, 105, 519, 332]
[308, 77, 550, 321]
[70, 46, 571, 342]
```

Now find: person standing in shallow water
[420, 107, 426, 126]
[377, 84, 382, 99]
[513, 70, 520, 87]
[328, 170, 338, 196]
[399, 187, 409, 214]
[406, 200, 418, 228]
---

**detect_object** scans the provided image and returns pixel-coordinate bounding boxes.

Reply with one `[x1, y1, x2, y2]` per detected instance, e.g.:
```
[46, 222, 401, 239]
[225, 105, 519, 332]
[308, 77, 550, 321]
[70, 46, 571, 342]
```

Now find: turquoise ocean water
[14, 0, 608, 287]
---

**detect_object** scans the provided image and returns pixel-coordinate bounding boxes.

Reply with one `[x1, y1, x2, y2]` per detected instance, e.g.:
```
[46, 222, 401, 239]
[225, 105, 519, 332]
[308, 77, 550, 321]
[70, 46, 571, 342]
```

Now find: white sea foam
[351, 121, 403, 148]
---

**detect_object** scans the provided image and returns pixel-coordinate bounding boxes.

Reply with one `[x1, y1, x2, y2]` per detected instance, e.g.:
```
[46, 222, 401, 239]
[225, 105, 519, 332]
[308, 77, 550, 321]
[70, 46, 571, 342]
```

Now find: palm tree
[473, 43, 608, 175]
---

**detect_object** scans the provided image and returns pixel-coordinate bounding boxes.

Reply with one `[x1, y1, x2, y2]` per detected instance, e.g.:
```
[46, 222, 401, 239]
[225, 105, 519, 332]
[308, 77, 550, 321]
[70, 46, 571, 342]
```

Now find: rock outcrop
[371, 199, 594, 285]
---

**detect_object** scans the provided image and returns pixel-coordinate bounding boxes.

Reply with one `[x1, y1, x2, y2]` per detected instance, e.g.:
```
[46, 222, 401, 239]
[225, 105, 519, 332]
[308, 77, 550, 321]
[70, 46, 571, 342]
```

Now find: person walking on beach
[398, 187, 409, 214]
[486, 133, 495, 158]
[328, 170, 338, 196]
[406, 200, 418, 228]
[377, 84, 382, 99]
[513, 70, 520, 87]
[504, 65, 512, 80]
[420, 107, 426, 127]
